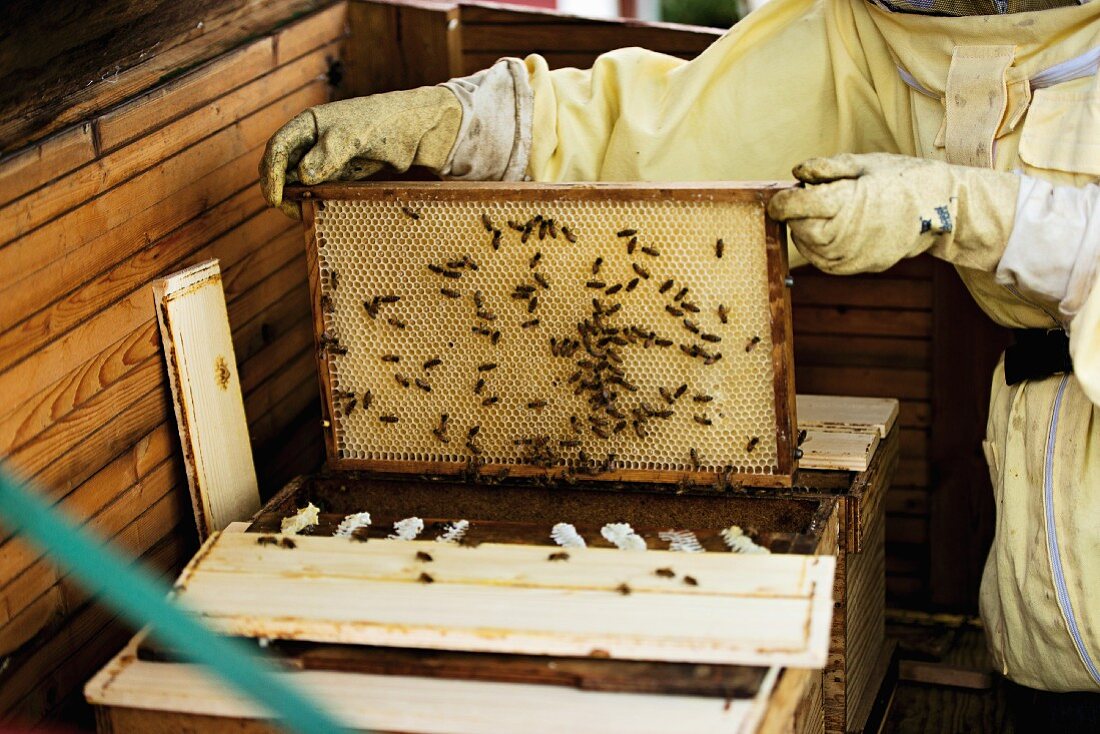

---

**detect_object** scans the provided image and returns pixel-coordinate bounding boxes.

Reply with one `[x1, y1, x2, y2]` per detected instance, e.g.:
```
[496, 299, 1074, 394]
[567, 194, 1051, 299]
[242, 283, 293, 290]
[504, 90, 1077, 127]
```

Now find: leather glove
[259, 86, 462, 218]
[767, 153, 1020, 274]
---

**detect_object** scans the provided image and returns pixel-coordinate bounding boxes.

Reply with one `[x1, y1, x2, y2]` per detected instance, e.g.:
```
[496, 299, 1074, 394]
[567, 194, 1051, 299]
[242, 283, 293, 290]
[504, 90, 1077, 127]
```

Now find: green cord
[0, 464, 354, 733]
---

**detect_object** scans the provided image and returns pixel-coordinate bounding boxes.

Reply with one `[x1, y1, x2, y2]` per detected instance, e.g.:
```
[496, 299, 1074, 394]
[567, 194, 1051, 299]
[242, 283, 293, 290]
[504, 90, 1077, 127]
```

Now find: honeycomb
[305, 186, 791, 485]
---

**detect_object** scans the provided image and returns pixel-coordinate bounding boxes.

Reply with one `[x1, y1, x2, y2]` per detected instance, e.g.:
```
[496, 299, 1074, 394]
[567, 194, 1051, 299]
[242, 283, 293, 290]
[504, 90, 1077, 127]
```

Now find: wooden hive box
[87, 181, 899, 733]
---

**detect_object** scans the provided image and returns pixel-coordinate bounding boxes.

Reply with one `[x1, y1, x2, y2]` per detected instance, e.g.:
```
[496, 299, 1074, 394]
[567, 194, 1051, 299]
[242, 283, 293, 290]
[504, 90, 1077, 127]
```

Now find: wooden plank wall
[0, 3, 345, 724]
[347, 0, 1009, 610]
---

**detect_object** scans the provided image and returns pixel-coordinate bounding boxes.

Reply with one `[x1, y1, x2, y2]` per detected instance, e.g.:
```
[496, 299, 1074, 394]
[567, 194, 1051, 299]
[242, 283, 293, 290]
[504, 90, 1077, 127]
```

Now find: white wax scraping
[388, 517, 424, 540]
[436, 519, 470, 543]
[658, 529, 705, 553]
[550, 523, 586, 548]
[721, 525, 770, 554]
[280, 502, 319, 535]
[334, 511, 372, 538]
[601, 522, 647, 551]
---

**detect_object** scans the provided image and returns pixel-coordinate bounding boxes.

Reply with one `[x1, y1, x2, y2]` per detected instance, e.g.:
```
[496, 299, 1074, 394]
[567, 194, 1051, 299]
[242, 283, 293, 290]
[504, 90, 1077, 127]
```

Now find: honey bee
[701, 333, 721, 343]
[718, 304, 729, 324]
[478, 362, 497, 372]
[474, 378, 486, 395]
[693, 414, 713, 426]
[632, 263, 649, 279]
[320, 294, 334, 314]
[665, 305, 684, 317]
[745, 437, 760, 453]
[380, 295, 400, 304]
[414, 378, 432, 393]
[681, 301, 700, 314]
[417, 550, 434, 562]
[674, 384, 688, 399]
[381, 354, 400, 363]
[715, 238, 725, 259]
[745, 335, 762, 352]
[683, 575, 699, 587]
[693, 393, 714, 403]
[592, 257, 603, 275]
[617, 228, 637, 238]
[533, 272, 550, 289]
[548, 219, 558, 238]
[481, 213, 493, 232]
[424, 357, 442, 370]
[641, 246, 660, 257]
[655, 567, 676, 578]
[508, 219, 525, 232]
[562, 225, 577, 243]
[627, 237, 638, 255]
[674, 287, 688, 302]
[798, 429, 808, 445]
[279, 538, 297, 549]
[655, 338, 673, 348]
[442, 270, 461, 280]
[440, 288, 461, 299]
[394, 373, 410, 388]
[401, 206, 421, 220]
[528, 296, 539, 313]
[548, 552, 570, 562]
[539, 219, 549, 240]
[476, 309, 497, 321]
[481, 395, 499, 406]
[683, 319, 700, 334]
[527, 400, 547, 409]
[468, 425, 480, 439]
[659, 279, 674, 294]
[363, 389, 372, 410]
[466, 440, 483, 455]
[529, 252, 542, 268]
[388, 317, 406, 330]
[586, 280, 606, 289]
[380, 415, 399, 423]
[605, 283, 622, 295]
[256, 536, 278, 546]
[330, 270, 339, 290]
[491, 229, 503, 250]
[521, 318, 540, 329]
[418, 572, 435, 584]
[616, 583, 632, 596]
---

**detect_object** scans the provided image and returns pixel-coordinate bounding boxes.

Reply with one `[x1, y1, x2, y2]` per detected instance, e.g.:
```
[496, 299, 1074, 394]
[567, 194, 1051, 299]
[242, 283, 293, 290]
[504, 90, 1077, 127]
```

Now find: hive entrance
[293, 182, 796, 488]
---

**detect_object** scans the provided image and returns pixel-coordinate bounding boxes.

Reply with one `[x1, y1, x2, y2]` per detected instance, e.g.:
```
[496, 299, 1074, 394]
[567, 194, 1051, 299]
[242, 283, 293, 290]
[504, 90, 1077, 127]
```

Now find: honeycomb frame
[289, 181, 797, 488]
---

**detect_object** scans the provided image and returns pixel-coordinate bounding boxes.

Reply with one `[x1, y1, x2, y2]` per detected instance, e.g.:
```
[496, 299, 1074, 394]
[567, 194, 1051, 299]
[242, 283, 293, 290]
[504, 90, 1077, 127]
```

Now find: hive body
[293, 182, 796, 487]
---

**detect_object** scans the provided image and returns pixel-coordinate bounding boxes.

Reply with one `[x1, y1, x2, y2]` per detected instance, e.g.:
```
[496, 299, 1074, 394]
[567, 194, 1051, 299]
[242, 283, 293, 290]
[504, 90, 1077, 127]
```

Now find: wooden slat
[793, 306, 932, 338]
[174, 532, 836, 667]
[0, 81, 327, 321]
[796, 395, 898, 438]
[88, 650, 777, 733]
[155, 260, 261, 538]
[0, 126, 96, 209]
[2, 43, 335, 246]
[798, 429, 879, 473]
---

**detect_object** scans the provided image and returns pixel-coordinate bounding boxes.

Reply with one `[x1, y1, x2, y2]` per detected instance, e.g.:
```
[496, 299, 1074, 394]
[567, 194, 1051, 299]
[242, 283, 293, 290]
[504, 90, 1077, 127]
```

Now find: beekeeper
[260, 0, 1100, 695]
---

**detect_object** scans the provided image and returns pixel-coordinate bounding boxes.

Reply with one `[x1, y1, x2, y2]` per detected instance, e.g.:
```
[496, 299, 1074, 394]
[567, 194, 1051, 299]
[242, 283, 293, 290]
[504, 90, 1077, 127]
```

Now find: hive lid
[288, 181, 797, 488]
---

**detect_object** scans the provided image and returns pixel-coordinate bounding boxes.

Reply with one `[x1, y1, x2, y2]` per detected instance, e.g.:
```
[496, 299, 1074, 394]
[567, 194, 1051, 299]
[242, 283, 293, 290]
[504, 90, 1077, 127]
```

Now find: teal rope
[0, 464, 354, 734]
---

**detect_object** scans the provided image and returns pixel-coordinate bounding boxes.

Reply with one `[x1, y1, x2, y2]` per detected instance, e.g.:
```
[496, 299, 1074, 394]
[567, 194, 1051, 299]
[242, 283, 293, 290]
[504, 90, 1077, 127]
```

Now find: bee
[364, 297, 380, 319]
[424, 357, 442, 370]
[798, 428, 808, 445]
[683, 319, 700, 334]
[491, 229, 502, 250]
[659, 279, 674, 294]
[548, 219, 558, 238]
[659, 387, 674, 404]
[592, 257, 603, 275]
[605, 283, 622, 295]
[627, 236, 638, 255]
[380, 415, 399, 423]
[527, 400, 547, 409]
[716, 238, 724, 259]
[381, 354, 400, 363]
[380, 295, 400, 304]
[529, 252, 542, 268]
[447, 259, 466, 269]
[674, 384, 688, 399]
[625, 277, 640, 292]
[745, 335, 761, 352]
[481, 213, 493, 232]
[613, 420, 627, 433]
[655, 338, 673, 348]
[478, 362, 497, 372]
[682, 575, 699, 587]
[476, 309, 497, 321]
[415, 378, 432, 393]
[681, 344, 698, 357]
[474, 378, 486, 395]
[655, 567, 676, 579]
[473, 291, 486, 309]
[508, 219, 525, 232]
[442, 270, 462, 280]
[632, 263, 649, 279]
[395, 373, 410, 388]
[654, 409, 674, 419]
[718, 304, 729, 324]
[466, 440, 483, 455]
[528, 296, 539, 313]
[701, 333, 721, 343]
[592, 425, 610, 440]
[491, 330, 502, 345]
[431, 426, 449, 443]
[616, 583, 632, 596]
[562, 226, 577, 243]
[703, 353, 723, 366]
[586, 280, 606, 289]
[674, 287, 688, 302]
[472, 325, 491, 336]
[617, 228, 637, 238]
[427, 263, 445, 275]
[548, 551, 570, 562]
[570, 415, 583, 434]
[539, 219, 549, 240]
[745, 437, 760, 453]
[681, 302, 700, 314]
[344, 396, 358, 414]
[417, 550, 434, 562]
[351, 527, 371, 542]
[521, 220, 534, 243]
[401, 206, 421, 220]
[440, 288, 461, 299]
[641, 246, 660, 257]
[482, 395, 500, 406]
[521, 318, 540, 329]
[388, 317, 406, 330]
[468, 425, 480, 439]
[320, 294, 335, 314]
[693, 393, 714, 403]
[363, 389, 373, 410]
[330, 270, 339, 290]
[256, 536, 278, 546]
[693, 414, 712, 426]
[534, 272, 550, 289]
[418, 572, 435, 584]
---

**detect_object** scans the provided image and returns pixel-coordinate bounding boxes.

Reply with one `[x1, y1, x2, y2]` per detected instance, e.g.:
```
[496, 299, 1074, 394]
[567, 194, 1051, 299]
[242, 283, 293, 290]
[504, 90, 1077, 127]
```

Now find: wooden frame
[289, 181, 797, 488]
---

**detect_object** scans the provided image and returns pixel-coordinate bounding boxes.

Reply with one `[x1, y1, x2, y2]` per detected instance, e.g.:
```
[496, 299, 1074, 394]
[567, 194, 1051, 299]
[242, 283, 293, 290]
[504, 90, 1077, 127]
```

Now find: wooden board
[799, 429, 879, 473]
[88, 635, 785, 734]
[171, 530, 835, 668]
[290, 181, 797, 488]
[154, 260, 260, 538]
[797, 395, 899, 439]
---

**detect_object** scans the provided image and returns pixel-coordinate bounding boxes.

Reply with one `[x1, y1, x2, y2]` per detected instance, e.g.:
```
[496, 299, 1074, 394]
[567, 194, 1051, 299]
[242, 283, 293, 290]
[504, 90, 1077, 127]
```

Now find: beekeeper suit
[260, 0, 1100, 693]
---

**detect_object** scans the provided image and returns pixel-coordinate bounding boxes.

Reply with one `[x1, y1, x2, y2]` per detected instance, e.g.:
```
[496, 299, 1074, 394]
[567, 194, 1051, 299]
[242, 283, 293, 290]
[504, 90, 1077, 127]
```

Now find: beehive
[290, 182, 796, 487]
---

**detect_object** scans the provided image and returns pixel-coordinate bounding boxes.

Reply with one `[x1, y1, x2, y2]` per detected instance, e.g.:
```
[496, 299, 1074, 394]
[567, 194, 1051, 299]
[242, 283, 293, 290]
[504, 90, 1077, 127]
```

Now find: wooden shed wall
[0, 2, 344, 723]
[345, 0, 1009, 610]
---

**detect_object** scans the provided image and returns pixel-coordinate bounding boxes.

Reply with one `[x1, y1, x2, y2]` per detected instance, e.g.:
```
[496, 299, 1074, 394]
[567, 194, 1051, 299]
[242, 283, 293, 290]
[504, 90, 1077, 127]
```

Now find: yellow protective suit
[522, 0, 1100, 691]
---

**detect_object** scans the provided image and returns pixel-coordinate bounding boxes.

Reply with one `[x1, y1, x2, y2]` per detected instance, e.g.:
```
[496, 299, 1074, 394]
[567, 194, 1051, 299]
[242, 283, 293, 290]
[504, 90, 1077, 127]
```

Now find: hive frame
[290, 181, 796, 488]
